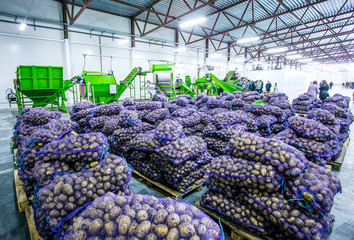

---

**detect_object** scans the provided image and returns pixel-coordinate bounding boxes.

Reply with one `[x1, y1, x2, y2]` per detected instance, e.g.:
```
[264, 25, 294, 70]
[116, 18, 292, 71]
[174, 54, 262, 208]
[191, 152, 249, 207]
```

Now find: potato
[154, 224, 168, 237]
[166, 228, 179, 240]
[135, 220, 152, 238]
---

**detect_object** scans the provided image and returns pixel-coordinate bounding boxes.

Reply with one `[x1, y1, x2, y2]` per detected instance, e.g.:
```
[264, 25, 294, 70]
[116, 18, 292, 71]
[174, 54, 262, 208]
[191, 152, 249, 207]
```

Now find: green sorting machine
[80, 67, 140, 104]
[14, 65, 75, 113]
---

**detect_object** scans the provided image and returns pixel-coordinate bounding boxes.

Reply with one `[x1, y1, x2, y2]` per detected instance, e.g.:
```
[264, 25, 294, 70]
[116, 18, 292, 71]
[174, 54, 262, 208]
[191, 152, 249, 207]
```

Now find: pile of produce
[292, 93, 316, 114]
[65, 192, 222, 239]
[201, 131, 341, 239]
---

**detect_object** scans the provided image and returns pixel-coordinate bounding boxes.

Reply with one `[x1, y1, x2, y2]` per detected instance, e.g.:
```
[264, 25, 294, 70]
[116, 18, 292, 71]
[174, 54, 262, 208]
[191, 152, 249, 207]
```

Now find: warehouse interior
[1, 0, 354, 240]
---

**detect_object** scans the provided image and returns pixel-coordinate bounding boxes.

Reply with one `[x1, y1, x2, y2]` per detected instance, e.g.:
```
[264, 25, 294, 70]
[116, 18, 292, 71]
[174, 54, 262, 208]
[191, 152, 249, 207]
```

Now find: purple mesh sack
[128, 132, 161, 151]
[201, 190, 273, 235]
[92, 104, 124, 117]
[205, 155, 283, 194]
[130, 157, 164, 182]
[156, 136, 207, 165]
[228, 132, 308, 177]
[203, 137, 228, 154]
[70, 108, 94, 121]
[255, 115, 278, 130]
[87, 116, 114, 131]
[64, 193, 221, 240]
[154, 119, 184, 143]
[22, 109, 61, 125]
[324, 123, 340, 135]
[122, 97, 135, 106]
[26, 120, 79, 147]
[70, 101, 95, 114]
[136, 100, 163, 110]
[243, 95, 262, 102]
[170, 108, 197, 118]
[167, 163, 209, 193]
[116, 110, 139, 127]
[307, 109, 337, 125]
[210, 111, 248, 129]
[323, 103, 348, 118]
[33, 160, 73, 188]
[231, 98, 245, 110]
[18, 147, 41, 181]
[249, 104, 283, 118]
[242, 91, 259, 98]
[288, 116, 337, 141]
[142, 108, 169, 123]
[152, 94, 166, 102]
[207, 107, 231, 116]
[174, 96, 190, 106]
[207, 98, 231, 109]
[239, 188, 334, 240]
[232, 91, 243, 98]
[38, 133, 109, 164]
[270, 122, 288, 133]
[270, 100, 291, 109]
[36, 154, 132, 232]
[110, 126, 143, 151]
[284, 162, 341, 215]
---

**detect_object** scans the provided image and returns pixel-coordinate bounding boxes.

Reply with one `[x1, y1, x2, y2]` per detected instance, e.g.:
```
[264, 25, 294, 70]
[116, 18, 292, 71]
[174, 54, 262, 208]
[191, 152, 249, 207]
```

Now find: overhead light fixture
[117, 39, 130, 45]
[286, 54, 302, 59]
[209, 53, 222, 58]
[179, 17, 207, 28]
[174, 47, 187, 53]
[237, 36, 260, 44]
[298, 58, 313, 63]
[19, 22, 27, 31]
[266, 47, 287, 54]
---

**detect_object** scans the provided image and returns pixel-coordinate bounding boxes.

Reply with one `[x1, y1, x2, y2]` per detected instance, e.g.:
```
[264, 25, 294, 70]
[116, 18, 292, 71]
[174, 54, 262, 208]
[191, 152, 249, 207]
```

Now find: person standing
[319, 80, 330, 101]
[256, 80, 262, 93]
[308, 81, 319, 99]
[273, 83, 278, 93]
[329, 81, 333, 89]
[265, 81, 272, 93]
[244, 80, 250, 92]
[260, 80, 264, 93]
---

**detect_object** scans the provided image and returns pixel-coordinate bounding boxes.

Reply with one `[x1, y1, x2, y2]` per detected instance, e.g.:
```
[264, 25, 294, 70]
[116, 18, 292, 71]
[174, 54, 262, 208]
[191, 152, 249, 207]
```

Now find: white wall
[0, 0, 350, 107]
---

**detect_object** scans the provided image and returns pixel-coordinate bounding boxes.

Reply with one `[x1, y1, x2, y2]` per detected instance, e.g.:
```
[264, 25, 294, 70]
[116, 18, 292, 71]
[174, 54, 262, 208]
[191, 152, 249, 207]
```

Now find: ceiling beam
[70, 0, 93, 25]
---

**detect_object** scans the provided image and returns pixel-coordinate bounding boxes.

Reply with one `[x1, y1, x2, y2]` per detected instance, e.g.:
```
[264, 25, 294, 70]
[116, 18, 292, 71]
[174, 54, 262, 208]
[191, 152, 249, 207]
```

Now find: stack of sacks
[325, 93, 351, 109]
[202, 111, 256, 156]
[241, 91, 262, 104]
[262, 92, 289, 104]
[292, 93, 315, 114]
[64, 193, 222, 240]
[166, 108, 205, 137]
[194, 93, 210, 109]
[122, 97, 136, 110]
[248, 104, 288, 137]
[199, 98, 232, 116]
[34, 153, 133, 239]
[274, 116, 338, 165]
[84, 104, 123, 132]
[69, 101, 95, 131]
[103, 110, 154, 156]
[269, 99, 294, 133]
[136, 100, 164, 119]
[201, 131, 340, 240]
[155, 133, 212, 193]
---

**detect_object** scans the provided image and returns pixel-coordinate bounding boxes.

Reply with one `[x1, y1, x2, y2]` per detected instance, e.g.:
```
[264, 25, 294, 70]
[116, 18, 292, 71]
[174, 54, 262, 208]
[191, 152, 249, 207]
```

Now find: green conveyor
[209, 73, 244, 93]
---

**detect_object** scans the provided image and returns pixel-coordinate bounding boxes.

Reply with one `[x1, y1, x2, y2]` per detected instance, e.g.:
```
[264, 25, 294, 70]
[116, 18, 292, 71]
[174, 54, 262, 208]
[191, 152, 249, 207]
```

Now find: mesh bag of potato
[37, 133, 109, 164]
[288, 116, 337, 142]
[201, 190, 273, 235]
[63, 193, 221, 240]
[91, 104, 124, 117]
[136, 100, 163, 110]
[70, 101, 95, 114]
[228, 132, 308, 177]
[25, 120, 79, 147]
[36, 154, 132, 233]
[238, 188, 334, 240]
[206, 98, 231, 109]
[283, 162, 341, 216]
[128, 131, 161, 151]
[21, 108, 61, 125]
[152, 94, 166, 102]
[203, 156, 283, 197]
[142, 108, 170, 124]
[154, 119, 185, 144]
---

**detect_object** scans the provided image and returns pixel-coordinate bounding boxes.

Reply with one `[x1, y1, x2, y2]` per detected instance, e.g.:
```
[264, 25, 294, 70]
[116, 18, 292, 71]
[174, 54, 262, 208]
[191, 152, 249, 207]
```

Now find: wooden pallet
[14, 169, 29, 212]
[195, 201, 273, 240]
[13, 148, 20, 169]
[326, 137, 350, 171]
[10, 136, 16, 151]
[25, 205, 42, 240]
[133, 170, 203, 199]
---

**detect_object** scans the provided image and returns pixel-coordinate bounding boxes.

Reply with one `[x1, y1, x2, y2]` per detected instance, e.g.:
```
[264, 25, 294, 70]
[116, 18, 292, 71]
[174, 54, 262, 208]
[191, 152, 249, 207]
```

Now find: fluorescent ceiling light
[180, 17, 206, 28]
[19, 23, 26, 31]
[117, 39, 130, 45]
[298, 58, 313, 63]
[209, 53, 222, 58]
[237, 36, 260, 44]
[286, 54, 302, 59]
[175, 47, 187, 53]
[266, 47, 287, 54]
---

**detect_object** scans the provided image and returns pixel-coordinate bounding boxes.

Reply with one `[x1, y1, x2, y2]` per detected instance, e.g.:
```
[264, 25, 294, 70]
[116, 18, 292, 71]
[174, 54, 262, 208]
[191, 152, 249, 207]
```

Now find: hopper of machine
[14, 65, 71, 113]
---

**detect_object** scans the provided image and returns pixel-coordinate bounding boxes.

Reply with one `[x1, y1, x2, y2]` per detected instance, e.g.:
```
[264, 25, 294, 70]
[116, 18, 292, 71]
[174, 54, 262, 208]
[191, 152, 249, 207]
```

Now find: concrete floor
[1, 85, 353, 240]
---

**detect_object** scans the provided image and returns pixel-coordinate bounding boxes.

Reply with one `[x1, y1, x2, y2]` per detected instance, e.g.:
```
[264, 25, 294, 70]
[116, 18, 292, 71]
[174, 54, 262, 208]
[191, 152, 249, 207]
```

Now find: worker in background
[251, 81, 256, 91]
[255, 80, 262, 93]
[329, 81, 333, 90]
[260, 80, 264, 93]
[244, 80, 250, 92]
[265, 81, 272, 93]
[307, 81, 318, 99]
[273, 83, 278, 93]
[319, 80, 330, 101]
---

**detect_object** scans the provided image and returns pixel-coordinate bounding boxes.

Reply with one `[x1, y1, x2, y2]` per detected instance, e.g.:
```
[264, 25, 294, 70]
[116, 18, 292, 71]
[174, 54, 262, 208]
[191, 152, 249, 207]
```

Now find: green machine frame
[14, 65, 75, 113]
[151, 63, 176, 101]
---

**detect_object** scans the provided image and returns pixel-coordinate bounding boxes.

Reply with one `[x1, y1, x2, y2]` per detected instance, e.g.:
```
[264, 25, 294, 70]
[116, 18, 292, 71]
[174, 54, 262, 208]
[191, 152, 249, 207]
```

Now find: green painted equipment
[193, 76, 219, 95]
[209, 73, 244, 93]
[14, 65, 73, 113]
[151, 63, 176, 101]
[80, 67, 140, 104]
